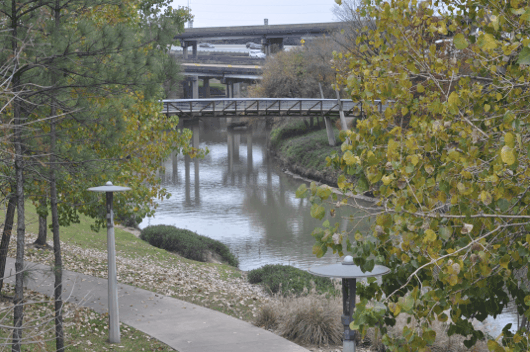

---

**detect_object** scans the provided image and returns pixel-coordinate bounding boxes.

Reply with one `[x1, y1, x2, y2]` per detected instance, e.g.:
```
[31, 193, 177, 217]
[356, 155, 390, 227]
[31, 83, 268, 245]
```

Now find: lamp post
[87, 181, 131, 343]
[309, 256, 390, 352]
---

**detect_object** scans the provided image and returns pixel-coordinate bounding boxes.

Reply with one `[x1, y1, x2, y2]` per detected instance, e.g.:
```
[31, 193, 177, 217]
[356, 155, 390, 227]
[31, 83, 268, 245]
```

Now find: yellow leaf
[484, 104, 491, 112]
[448, 91, 460, 106]
[504, 132, 515, 148]
[500, 146, 516, 165]
[424, 229, 437, 243]
[479, 191, 492, 205]
[417, 84, 425, 93]
[382, 175, 393, 185]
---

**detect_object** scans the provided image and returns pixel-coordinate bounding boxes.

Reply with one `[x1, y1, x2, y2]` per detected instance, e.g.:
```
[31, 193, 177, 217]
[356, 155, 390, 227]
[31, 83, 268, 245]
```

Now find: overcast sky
[171, 0, 338, 28]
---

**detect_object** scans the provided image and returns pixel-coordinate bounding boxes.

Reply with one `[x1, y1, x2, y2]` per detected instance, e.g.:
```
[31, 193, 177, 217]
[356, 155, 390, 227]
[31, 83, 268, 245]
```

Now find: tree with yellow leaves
[298, 0, 530, 350]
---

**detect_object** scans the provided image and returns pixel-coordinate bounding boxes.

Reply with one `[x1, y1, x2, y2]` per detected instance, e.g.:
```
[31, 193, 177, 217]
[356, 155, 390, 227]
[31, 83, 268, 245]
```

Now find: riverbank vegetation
[247, 264, 337, 296]
[270, 119, 342, 186]
[297, 0, 530, 351]
[140, 225, 239, 267]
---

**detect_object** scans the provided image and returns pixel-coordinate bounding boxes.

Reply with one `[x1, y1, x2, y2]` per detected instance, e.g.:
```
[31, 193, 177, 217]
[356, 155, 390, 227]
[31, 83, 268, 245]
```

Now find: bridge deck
[162, 98, 383, 117]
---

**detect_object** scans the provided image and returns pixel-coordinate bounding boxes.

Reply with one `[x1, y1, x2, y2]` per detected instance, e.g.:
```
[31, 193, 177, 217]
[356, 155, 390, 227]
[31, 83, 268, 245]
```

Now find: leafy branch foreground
[298, 0, 530, 351]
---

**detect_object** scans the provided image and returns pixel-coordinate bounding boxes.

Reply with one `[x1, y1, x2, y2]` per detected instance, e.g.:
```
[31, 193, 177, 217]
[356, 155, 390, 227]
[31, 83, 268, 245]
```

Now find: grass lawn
[1, 203, 265, 351]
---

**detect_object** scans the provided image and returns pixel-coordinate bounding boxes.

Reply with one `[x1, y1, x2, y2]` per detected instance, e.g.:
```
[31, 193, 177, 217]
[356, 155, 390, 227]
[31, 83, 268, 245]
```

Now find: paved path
[3, 258, 309, 352]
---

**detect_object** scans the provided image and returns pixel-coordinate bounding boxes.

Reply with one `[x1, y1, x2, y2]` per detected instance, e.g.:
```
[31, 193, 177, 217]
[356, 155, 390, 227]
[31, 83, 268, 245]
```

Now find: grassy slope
[271, 119, 342, 185]
[3, 203, 255, 351]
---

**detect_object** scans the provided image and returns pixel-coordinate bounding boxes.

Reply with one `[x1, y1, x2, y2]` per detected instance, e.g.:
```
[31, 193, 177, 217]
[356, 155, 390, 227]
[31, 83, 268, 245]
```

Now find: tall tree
[0, 0, 196, 349]
[299, 0, 530, 351]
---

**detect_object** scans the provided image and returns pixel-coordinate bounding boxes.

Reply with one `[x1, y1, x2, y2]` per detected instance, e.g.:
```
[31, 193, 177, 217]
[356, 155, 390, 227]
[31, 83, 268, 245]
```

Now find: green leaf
[295, 184, 308, 198]
[400, 295, 414, 312]
[355, 175, 369, 193]
[517, 47, 530, 65]
[439, 226, 452, 240]
[423, 329, 436, 345]
[310, 203, 326, 220]
[316, 186, 332, 200]
[453, 33, 469, 50]
[477, 33, 497, 50]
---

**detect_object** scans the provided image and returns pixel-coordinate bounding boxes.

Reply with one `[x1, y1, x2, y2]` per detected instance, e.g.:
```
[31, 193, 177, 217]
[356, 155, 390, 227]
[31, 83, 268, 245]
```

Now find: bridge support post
[226, 80, 233, 98]
[203, 78, 210, 98]
[233, 82, 240, 98]
[182, 79, 190, 99]
[192, 42, 197, 59]
[191, 75, 199, 99]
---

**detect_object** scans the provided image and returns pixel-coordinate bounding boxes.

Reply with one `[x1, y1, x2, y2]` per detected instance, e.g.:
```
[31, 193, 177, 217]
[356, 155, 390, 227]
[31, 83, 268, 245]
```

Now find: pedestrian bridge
[162, 98, 384, 118]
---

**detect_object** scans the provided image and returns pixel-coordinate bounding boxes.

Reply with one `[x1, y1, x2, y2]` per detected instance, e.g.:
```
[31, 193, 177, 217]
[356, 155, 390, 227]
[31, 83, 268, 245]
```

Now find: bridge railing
[162, 98, 386, 117]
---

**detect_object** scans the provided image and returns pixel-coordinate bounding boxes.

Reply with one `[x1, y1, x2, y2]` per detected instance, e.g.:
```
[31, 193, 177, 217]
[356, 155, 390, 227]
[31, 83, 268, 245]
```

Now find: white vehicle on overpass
[249, 50, 266, 58]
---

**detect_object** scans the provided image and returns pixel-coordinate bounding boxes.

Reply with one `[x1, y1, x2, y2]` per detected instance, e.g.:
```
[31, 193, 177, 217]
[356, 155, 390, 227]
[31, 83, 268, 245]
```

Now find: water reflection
[140, 118, 372, 271]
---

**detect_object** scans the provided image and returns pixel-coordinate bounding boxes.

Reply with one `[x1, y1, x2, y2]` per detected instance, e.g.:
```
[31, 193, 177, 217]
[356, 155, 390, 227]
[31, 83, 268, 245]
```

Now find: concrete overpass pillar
[203, 78, 210, 98]
[233, 82, 240, 98]
[183, 46, 188, 59]
[191, 75, 199, 99]
[182, 79, 190, 98]
[226, 81, 233, 98]
[192, 42, 197, 58]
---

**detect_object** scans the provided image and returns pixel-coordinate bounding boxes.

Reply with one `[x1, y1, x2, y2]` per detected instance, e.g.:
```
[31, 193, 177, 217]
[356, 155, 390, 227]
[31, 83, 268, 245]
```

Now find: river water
[139, 117, 518, 336]
[140, 117, 372, 271]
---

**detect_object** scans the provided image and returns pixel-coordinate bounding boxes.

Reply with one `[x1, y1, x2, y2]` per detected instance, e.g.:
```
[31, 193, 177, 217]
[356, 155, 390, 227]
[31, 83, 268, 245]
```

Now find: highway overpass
[175, 22, 342, 99]
[174, 22, 342, 58]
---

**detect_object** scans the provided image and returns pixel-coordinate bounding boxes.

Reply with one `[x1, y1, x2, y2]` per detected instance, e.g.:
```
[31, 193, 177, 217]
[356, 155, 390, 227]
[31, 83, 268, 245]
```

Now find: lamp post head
[309, 256, 390, 279]
[87, 181, 131, 193]
[342, 255, 354, 265]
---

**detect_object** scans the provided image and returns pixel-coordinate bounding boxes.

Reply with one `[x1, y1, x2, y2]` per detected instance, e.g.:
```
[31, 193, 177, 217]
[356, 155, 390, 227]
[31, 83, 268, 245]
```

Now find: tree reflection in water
[141, 118, 372, 271]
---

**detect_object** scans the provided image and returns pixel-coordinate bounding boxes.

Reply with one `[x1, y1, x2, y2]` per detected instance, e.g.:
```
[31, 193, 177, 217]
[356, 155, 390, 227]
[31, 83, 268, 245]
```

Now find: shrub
[255, 295, 343, 346]
[140, 225, 239, 267]
[247, 264, 336, 296]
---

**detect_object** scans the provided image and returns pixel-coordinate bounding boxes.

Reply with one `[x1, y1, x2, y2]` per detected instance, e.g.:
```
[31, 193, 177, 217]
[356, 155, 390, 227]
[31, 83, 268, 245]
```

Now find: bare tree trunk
[12, 0, 26, 348]
[0, 193, 16, 295]
[319, 83, 336, 147]
[50, 1, 64, 348]
[335, 88, 348, 131]
[50, 114, 64, 351]
[34, 195, 48, 247]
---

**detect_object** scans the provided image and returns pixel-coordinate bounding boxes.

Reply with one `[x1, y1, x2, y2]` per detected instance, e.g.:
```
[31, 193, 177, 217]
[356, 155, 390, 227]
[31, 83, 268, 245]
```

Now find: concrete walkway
[3, 258, 309, 352]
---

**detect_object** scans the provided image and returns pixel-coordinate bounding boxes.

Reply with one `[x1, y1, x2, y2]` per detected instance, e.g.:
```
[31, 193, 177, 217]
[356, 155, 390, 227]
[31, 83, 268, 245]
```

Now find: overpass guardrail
[162, 98, 385, 118]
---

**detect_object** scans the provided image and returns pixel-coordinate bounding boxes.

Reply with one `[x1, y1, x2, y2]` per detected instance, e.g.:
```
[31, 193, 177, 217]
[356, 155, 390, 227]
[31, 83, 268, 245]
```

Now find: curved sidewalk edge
[3, 258, 309, 352]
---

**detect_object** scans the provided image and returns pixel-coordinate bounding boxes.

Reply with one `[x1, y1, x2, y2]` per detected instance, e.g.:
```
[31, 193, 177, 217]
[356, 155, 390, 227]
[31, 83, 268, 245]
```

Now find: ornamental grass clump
[254, 294, 342, 346]
[276, 295, 342, 346]
[253, 304, 279, 331]
[140, 225, 239, 267]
